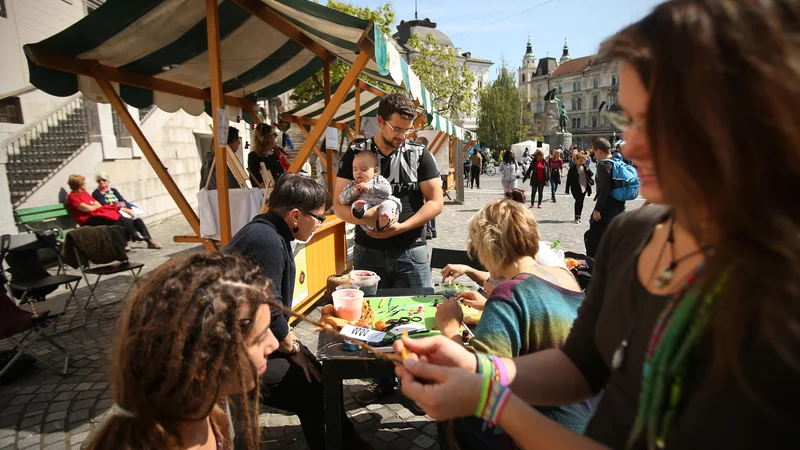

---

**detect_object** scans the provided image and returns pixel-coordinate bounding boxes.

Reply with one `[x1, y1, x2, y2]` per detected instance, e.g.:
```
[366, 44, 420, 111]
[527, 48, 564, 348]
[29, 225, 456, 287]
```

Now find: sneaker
[574, 219, 581, 224]
[551, 198, 556, 203]
[537, 205, 542, 209]
[529, 204, 535, 209]
[355, 379, 395, 405]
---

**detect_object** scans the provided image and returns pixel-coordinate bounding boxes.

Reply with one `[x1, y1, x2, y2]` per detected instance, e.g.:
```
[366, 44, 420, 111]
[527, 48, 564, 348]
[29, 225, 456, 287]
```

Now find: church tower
[560, 37, 571, 64]
[520, 35, 536, 85]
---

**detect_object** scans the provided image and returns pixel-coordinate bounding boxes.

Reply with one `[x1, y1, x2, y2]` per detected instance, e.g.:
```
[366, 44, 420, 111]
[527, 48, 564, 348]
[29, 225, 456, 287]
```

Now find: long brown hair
[86, 253, 274, 450]
[600, 0, 800, 377]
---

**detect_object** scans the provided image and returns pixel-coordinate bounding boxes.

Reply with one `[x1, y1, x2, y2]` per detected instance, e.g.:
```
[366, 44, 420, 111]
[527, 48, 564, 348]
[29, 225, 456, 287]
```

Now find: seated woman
[434, 199, 596, 449]
[85, 252, 279, 450]
[91, 172, 161, 249]
[65, 174, 154, 249]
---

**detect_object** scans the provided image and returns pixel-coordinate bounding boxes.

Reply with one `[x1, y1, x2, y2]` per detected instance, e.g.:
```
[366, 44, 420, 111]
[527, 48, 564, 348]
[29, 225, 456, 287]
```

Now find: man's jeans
[352, 243, 431, 288]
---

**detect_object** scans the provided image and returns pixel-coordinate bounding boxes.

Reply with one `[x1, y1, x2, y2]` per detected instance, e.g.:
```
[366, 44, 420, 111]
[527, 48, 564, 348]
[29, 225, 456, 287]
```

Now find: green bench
[14, 204, 76, 242]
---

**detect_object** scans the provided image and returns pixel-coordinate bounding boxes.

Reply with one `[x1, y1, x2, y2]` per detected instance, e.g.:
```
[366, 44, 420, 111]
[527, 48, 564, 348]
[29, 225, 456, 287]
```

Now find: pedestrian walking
[585, 138, 625, 257]
[565, 152, 594, 223]
[469, 149, 482, 189]
[522, 149, 548, 209]
[520, 149, 532, 174]
[499, 150, 519, 193]
[548, 149, 565, 202]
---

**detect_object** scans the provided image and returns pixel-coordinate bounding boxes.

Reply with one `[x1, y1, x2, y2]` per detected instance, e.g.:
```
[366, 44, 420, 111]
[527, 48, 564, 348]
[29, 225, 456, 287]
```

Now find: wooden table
[316, 287, 452, 449]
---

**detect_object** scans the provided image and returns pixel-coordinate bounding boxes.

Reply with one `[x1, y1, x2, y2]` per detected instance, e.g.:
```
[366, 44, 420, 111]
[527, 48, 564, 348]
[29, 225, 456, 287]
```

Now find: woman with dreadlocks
[85, 252, 279, 450]
[392, 1, 800, 449]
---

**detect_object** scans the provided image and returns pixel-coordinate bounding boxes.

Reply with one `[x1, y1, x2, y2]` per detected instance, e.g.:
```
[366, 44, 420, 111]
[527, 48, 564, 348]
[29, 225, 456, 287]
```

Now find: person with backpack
[565, 152, 594, 223]
[585, 138, 638, 257]
[523, 150, 548, 209]
[499, 150, 520, 194]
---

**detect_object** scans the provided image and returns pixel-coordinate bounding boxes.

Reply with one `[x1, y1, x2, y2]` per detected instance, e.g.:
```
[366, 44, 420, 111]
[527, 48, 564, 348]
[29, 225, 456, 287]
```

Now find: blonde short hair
[467, 199, 540, 269]
[574, 152, 586, 163]
[67, 174, 85, 191]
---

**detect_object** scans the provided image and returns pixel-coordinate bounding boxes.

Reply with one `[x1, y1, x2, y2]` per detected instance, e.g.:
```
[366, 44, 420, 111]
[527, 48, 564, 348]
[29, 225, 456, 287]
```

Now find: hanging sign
[216, 108, 229, 145]
[326, 127, 339, 149]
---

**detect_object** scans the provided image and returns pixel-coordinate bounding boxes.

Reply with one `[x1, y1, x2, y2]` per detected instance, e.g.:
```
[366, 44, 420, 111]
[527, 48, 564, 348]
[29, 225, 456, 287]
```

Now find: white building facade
[519, 38, 622, 149]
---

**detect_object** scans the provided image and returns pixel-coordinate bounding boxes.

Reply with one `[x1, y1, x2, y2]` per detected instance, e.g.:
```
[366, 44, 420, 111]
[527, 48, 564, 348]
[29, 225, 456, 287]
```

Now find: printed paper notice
[216, 108, 229, 145]
[326, 127, 338, 149]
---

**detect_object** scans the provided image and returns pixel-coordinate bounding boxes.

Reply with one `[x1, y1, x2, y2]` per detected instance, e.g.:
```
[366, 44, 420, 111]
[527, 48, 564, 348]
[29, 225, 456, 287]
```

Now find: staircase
[2, 95, 94, 206]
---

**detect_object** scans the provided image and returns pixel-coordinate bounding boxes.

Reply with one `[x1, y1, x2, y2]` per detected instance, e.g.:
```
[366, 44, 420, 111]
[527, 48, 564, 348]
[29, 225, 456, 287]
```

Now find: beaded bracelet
[475, 353, 493, 378]
[489, 355, 509, 386]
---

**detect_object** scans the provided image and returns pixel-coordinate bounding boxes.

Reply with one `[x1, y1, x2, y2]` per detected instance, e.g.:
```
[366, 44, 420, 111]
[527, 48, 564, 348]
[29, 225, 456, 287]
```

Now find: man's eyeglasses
[602, 109, 644, 132]
[383, 121, 416, 136]
[305, 211, 326, 225]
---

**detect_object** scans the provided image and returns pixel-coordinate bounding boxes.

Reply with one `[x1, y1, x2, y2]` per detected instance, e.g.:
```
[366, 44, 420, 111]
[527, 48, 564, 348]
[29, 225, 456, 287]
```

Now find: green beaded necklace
[628, 263, 729, 449]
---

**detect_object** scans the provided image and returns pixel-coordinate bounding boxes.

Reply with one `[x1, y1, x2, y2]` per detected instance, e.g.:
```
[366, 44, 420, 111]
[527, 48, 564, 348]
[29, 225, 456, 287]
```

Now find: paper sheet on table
[340, 325, 386, 343]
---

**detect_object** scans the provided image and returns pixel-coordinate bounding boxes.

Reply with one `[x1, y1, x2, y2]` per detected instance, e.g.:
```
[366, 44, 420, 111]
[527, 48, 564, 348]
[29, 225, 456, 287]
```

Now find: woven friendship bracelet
[489, 355, 509, 386]
[475, 374, 492, 417]
[480, 378, 512, 427]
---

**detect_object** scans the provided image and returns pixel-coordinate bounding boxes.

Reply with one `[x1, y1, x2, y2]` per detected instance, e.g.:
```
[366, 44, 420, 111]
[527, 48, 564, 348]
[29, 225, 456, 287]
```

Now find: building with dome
[518, 37, 622, 149]
[394, 18, 493, 132]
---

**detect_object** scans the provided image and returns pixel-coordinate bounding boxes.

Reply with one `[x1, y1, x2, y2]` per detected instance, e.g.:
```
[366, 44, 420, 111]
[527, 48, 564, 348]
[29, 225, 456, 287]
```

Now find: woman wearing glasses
[224, 174, 367, 449]
[393, 0, 800, 449]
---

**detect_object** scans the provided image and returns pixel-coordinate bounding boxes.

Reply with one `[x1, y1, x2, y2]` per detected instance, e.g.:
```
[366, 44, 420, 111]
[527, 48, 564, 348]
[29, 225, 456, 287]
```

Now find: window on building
[611, 75, 618, 86]
[0, 97, 23, 124]
[593, 78, 599, 89]
[577, 80, 582, 91]
[522, 74, 526, 83]
[592, 96, 598, 109]
[0, 0, 6, 18]
[572, 119, 577, 129]
[572, 81, 577, 91]
[537, 87, 541, 96]
[592, 116, 598, 128]
[577, 118, 581, 128]
[577, 98, 582, 110]
[478, 79, 483, 89]
[571, 98, 576, 110]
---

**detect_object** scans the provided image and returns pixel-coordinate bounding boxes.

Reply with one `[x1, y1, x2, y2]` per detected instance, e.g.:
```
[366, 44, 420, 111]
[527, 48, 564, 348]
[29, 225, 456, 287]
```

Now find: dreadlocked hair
[85, 252, 274, 450]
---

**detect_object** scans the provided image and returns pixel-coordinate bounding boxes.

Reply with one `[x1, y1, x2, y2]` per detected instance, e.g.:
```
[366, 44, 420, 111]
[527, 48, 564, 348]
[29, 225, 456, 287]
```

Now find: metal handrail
[3, 95, 95, 206]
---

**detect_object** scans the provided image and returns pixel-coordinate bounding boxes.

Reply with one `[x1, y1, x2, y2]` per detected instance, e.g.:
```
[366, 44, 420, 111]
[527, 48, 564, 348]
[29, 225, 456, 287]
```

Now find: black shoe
[432, 232, 437, 238]
[355, 379, 396, 405]
[551, 198, 556, 203]
[133, 232, 145, 241]
[426, 234, 433, 240]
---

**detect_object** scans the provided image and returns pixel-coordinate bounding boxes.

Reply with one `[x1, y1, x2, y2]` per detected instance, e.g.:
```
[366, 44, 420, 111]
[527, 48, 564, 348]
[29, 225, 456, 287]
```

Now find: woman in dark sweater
[391, 1, 800, 448]
[224, 174, 367, 449]
[564, 153, 593, 223]
[247, 123, 288, 187]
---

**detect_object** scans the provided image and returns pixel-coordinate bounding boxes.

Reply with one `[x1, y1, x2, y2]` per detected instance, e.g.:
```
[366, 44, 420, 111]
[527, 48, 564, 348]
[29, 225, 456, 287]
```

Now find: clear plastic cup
[350, 270, 380, 296]
[331, 289, 364, 321]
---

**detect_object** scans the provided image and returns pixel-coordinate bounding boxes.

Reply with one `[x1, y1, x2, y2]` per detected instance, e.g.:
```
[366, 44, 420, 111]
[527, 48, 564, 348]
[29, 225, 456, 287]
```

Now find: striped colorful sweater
[469, 273, 597, 434]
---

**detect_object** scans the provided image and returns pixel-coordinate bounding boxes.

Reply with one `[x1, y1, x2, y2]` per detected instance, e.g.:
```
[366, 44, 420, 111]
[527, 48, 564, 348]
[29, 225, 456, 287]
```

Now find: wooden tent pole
[298, 125, 327, 169]
[242, 99, 262, 124]
[354, 83, 361, 136]
[288, 51, 370, 173]
[433, 134, 448, 156]
[90, 64, 215, 252]
[429, 131, 444, 153]
[206, 0, 231, 245]
[323, 60, 331, 106]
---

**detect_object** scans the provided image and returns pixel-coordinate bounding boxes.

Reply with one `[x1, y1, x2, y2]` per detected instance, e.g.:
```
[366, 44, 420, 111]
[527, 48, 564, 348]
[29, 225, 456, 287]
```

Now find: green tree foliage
[289, 1, 395, 105]
[476, 63, 528, 149]
[406, 33, 476, 118]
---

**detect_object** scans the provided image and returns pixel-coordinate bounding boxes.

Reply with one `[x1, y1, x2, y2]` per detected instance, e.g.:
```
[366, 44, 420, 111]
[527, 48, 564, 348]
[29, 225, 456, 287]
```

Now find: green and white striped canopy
[23, 0, 436, 119]
[283, 81, 381, 126]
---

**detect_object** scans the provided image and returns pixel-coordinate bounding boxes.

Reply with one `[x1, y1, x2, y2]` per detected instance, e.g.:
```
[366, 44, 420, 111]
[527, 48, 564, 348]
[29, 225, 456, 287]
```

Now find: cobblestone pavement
[0, 167, 643, 449]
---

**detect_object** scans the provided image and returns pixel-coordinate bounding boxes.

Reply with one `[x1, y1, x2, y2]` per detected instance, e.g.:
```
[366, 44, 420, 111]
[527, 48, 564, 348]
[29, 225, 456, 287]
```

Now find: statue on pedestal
[559, 102, 569, 133]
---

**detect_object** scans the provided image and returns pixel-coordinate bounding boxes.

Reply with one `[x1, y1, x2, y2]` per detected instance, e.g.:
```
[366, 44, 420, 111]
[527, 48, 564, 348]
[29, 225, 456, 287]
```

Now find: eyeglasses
[602, 109, 644, 132]
[305, 211, 326, 225]
[383, 121, 416, 136]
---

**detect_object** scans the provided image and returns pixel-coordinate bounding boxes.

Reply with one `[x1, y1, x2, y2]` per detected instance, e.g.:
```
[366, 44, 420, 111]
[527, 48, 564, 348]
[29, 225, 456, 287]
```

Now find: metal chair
[0, 291, 71, 378]
[1, 234, 86, 331]
[69, 229, 143, 319]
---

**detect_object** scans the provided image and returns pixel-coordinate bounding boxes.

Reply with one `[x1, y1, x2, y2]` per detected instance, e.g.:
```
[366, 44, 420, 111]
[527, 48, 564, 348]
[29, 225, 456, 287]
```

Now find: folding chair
[1, 234, 86, 331]
[0, 291, 70, 378]
[69, 229, 143, 319]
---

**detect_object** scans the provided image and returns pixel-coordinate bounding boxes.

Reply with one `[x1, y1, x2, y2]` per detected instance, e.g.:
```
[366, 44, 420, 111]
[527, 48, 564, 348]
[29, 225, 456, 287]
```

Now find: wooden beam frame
[428, 131, 444, 154]
[433, 134, 448, 156]
[241, 99, 262, 124]
[232, 0, 335, 62]
[288, 51, 370, 173]
[90, 63, 215, 252]
[298, 125, 327, 170]
[354, 83, 361, 136]
[357, 80, 386, 98]
[206, 0, 231, 245]
[323, 60, 332, 105]
[24, 48, 245, 108]
[280, 114, 350, 131]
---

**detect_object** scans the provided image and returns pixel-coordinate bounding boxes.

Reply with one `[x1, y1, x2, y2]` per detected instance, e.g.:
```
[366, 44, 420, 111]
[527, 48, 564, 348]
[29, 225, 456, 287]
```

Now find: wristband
[489, 356, 509, 387]
[487, 384, 512, 427]
[479, 378, 512, 427]
[475, 353, 493, 378]
[475, 375, 491, 417]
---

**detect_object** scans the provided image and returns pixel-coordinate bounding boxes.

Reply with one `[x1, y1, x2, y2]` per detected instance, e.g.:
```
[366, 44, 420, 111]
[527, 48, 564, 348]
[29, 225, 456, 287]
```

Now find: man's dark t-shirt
[337, 138, 439, 251]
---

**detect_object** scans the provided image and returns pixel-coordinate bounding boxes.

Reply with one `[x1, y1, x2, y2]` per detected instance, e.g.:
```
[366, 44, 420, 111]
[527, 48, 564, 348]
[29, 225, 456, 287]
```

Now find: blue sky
[334, 0, 664, 79]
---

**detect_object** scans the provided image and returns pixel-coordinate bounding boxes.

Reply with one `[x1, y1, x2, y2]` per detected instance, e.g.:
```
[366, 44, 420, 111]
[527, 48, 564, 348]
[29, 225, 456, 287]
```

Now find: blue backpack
[609, 159, 640, 201]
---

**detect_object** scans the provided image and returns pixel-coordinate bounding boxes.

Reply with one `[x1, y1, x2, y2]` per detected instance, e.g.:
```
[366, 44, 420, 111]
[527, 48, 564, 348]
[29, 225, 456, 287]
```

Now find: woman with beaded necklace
[391, 1, 800, 448]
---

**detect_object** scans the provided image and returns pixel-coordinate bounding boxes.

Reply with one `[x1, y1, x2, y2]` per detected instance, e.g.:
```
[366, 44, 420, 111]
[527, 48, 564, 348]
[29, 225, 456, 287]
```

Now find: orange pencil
[401, 331, 410, 359]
